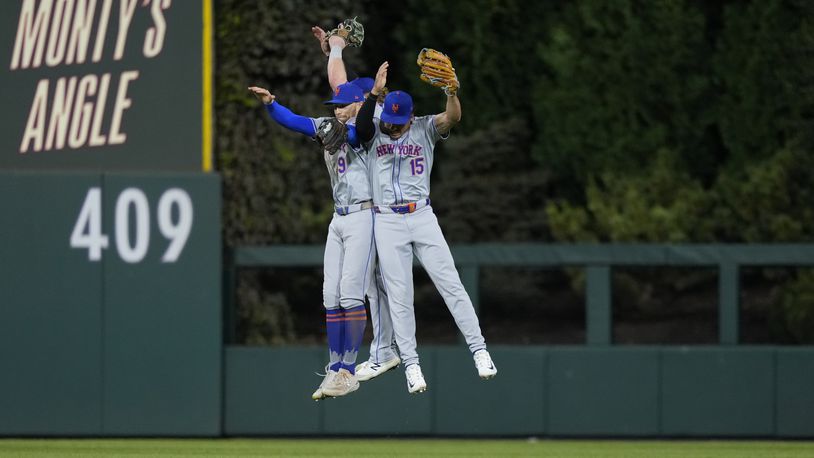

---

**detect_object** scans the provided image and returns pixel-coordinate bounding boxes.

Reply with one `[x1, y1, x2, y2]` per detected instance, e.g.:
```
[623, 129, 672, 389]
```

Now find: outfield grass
[0, 438, 813, 457]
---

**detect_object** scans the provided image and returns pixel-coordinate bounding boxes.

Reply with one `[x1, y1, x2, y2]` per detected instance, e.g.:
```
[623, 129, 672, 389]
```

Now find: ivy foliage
[216, 0, 814, 344]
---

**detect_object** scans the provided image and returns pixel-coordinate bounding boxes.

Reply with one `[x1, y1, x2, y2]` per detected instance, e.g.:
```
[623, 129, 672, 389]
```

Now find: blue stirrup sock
[341, 305, 367, 374]
[326, 308, 344, 372]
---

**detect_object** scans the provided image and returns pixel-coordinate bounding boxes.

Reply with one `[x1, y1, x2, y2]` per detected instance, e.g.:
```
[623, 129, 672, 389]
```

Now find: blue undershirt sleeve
[265, 101, 316, 137]
[347, 125, 360, 149]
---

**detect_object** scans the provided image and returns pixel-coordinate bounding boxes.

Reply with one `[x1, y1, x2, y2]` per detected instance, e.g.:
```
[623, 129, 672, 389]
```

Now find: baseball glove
[325, 17, 364, 48]
[417, 48, 459, 96]
[315, 118, 347, 155]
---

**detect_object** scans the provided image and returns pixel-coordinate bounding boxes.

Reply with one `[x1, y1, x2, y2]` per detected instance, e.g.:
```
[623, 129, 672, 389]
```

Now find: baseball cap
[350, 77, 375, 94]
[380, 91, 413, 124]
[323, 82, 365, 105]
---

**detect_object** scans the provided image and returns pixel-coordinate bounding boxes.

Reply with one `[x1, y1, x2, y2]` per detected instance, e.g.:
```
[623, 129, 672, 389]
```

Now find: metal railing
[225, 244, 814, 345]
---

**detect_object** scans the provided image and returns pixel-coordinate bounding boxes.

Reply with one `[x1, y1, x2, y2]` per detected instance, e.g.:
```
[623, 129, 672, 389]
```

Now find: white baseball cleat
[312, 369, 338, 401]
[355, 356, 401, 382]
[405, 364, 427, 394]
[473, 349, 497, 379]
[321, 368, 360, 398]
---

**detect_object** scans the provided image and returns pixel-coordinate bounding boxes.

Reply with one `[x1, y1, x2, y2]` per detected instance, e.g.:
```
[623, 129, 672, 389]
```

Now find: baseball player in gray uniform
[355, 62, 497, 394]
[249, 82, 375, 399]
[313, 24, 401, 382]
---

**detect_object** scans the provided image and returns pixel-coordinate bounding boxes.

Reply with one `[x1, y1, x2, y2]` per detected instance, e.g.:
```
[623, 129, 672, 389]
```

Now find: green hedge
[215, 0, 814, 344]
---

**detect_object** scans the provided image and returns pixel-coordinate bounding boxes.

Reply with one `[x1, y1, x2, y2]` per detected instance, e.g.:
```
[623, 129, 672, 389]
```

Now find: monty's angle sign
[0, 0, 212, 171]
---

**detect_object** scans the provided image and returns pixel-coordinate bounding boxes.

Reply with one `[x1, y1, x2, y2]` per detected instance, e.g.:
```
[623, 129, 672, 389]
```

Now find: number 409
[70, 187, 193, 263]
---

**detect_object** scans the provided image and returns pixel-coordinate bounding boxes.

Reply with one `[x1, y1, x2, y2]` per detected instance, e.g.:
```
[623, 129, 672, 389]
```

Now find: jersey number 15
[410, 157, 424, 175]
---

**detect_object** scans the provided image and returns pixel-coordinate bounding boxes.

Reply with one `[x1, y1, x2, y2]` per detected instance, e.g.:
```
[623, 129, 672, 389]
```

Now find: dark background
[214, 0, 814, 346]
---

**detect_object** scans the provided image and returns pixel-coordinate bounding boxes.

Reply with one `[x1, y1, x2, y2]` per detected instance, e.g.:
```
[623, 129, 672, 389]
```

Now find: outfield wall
[4, 341, 813, 437]
[5, 213, 814, 437]
[0, 0, 222, 437]
[224, 345, 814, 438]
[0, 172, 222, 436]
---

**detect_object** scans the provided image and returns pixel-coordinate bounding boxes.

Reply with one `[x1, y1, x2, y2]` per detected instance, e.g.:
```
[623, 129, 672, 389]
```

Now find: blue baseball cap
[350, 77, 375, 94]
[380, 91, 413, 124]
[323, 82, 365, 105]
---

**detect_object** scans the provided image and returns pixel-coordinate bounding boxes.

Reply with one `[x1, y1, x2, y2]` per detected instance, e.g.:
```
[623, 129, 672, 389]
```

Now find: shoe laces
[474, 350, 492, 366]
[406, 364, 423, 381]
[315, 364, 331, 377]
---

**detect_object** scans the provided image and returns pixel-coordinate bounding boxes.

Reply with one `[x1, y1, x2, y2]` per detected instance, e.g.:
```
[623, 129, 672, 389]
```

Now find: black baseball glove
[315, 118, 347, 155]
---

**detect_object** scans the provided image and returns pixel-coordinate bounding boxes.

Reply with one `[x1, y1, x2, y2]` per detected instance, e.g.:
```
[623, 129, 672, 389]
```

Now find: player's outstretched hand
[373, 62, 388, 95]
[311, 26, 330, 56]
[248, 86, 275, 105]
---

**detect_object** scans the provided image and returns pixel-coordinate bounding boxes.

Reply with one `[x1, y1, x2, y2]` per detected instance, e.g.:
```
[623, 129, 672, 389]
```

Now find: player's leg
[314, 218, 345, 400]
[357, 257, 401, 382]
[409, 206, 497, 379]
[374, 212, 426, 393]
[323, 210, 374, 397]
[369, 263, 399, 364]
[409, 207, 485, 350]
[337, 210, 374, 373]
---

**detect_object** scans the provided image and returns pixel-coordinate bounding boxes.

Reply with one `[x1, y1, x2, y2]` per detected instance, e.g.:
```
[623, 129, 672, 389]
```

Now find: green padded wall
[660, 348, 774, 436]
[322, 348, 434, 435]
[435, 346, 546, 435]
[775, 348, 814, 437]
[0, 172, 221, 436]
[0, 172, 103, 435]
[102, 174, 222, 435]
[224, 347, 324, 435]
[224, 346, 435, 435]
[548, 347, 659, 436]
[223, 346, 812, 437]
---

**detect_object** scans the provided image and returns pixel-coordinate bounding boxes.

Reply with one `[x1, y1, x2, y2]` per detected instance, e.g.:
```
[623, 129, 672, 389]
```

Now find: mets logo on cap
[324, 82, 365, 105]
[380, 90, 414, 124]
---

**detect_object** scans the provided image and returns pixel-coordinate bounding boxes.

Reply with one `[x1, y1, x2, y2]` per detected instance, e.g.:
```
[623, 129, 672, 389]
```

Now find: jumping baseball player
[248, 82, 373, 400]
[355, 60, 497, 394]
[312, 20, 401, 382]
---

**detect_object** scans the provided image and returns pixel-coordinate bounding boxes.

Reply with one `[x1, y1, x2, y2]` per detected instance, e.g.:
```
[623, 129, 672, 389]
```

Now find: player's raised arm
[416, 48, 462, 135]
[357, 61, 388, 144]
[434, 93, 461, 135]
[311, 24, 346, 90]
[314, 18, 365, 92]
[326, 35, 349, 92]
[248, 86, 316, 137]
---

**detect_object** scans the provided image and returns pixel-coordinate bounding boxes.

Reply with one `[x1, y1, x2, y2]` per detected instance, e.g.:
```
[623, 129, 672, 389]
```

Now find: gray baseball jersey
[310, 116, 372, 207]
[366, 115, 441, 205]
[364, 114, 488, 370]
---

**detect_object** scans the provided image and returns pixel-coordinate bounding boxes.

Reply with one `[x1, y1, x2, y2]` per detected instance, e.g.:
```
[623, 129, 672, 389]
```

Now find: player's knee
[441, 282, 467, 299]
[323, 291, 339, 309]
[339, 296, 365, 310]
